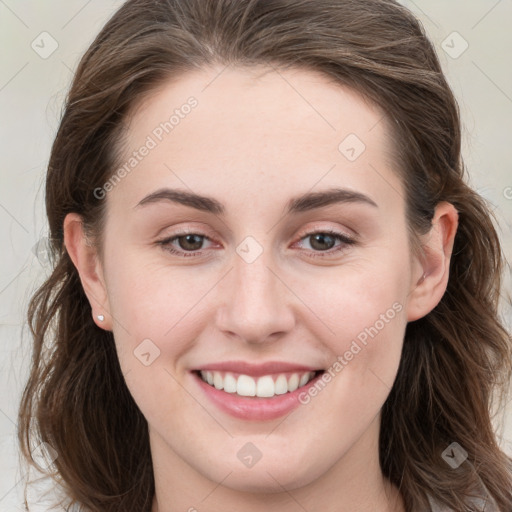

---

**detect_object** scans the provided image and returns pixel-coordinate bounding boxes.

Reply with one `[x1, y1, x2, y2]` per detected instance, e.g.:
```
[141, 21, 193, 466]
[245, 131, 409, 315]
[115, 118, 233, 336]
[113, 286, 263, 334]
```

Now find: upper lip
[194, 361, 323, 377]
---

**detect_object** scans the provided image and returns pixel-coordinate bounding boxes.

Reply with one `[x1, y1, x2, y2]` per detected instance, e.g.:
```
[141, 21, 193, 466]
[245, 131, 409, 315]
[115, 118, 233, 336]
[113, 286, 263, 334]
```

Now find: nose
[214, 248, 296, 345]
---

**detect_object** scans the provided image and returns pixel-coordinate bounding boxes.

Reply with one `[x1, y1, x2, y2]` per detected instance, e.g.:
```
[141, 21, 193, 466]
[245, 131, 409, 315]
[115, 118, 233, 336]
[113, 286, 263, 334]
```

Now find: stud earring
[97, 314, 105, 322]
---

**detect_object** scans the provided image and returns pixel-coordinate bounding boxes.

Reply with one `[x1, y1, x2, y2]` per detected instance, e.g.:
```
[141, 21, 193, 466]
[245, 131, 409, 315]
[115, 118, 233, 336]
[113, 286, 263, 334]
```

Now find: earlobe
[63, 213, 112, 330]
[406, 202, 459, 322]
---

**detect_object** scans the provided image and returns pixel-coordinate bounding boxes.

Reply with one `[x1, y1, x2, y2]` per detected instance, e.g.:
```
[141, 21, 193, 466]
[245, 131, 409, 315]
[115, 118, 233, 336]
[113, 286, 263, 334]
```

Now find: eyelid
[157, 222, 358, 258]
[294, 222, 357, 241]
[161, 221, 357, 242]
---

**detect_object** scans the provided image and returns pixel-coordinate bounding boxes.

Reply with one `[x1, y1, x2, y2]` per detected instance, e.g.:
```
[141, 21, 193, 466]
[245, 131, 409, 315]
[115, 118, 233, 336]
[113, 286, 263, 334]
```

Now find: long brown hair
[18, 0, 512, 510]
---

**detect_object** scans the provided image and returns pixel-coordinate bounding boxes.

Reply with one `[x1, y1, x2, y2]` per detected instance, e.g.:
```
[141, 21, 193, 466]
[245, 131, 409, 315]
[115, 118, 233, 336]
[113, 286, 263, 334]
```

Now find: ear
[406, 201, 459, 322]
[63, 212, 112, 330]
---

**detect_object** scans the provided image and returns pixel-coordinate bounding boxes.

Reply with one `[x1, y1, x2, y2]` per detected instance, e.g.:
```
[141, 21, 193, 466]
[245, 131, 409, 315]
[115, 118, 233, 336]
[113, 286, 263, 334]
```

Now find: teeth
[213, 372, 223, 390]
[256, 375, 274, 397]
[288, 373, 299, 392]
[274, 375, 288, 395]
[299, 373, 310, 387]
[199, 370, 317, 398]
[237, 374, 256, 396]
[224, 373, 237, 393]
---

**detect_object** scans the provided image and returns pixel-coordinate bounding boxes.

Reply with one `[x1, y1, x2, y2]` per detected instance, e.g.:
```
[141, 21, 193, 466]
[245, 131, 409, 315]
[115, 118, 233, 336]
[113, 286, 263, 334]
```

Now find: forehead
[110, 65, 402, 213]
[128, 64, 391, 145]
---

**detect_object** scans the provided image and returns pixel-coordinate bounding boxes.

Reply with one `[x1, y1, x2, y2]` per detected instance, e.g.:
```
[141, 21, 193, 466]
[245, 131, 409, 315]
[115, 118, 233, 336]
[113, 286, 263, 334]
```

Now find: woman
[18, 0, 512, 510]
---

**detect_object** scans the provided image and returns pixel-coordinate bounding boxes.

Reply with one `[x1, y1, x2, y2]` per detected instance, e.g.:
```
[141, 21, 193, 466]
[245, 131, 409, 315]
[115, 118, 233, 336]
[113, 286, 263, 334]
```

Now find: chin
[201, 454, 328, 494]
[219, 471, 307, 494]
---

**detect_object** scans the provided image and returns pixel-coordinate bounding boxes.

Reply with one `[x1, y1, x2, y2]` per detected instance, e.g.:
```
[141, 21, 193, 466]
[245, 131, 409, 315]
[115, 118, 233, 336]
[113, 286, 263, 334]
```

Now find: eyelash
[156, 228, 356, 259]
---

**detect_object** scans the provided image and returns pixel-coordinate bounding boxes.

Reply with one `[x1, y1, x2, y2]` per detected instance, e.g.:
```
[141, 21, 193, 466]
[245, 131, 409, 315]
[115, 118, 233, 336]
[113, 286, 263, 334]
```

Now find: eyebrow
[133, 187, 378, 215]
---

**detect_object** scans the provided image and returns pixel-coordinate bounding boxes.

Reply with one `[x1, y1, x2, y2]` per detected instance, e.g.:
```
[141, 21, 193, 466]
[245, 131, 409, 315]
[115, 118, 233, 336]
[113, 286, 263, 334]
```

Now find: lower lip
[192, 371, 324, 421]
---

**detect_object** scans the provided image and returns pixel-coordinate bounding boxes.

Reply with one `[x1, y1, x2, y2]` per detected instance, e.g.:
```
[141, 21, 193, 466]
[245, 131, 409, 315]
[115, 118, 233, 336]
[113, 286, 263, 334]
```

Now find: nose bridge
[215, 240, 295, 343]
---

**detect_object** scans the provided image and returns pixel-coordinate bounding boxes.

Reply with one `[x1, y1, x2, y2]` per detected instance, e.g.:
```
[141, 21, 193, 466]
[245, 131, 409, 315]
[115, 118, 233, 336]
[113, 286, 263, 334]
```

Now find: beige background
[0, 0, 511, 509]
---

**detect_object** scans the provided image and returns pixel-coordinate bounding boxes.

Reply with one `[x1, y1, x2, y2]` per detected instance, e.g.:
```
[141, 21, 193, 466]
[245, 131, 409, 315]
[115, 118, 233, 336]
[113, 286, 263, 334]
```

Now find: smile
[192, 362, 326, 421]
[198, 370, 320, 398]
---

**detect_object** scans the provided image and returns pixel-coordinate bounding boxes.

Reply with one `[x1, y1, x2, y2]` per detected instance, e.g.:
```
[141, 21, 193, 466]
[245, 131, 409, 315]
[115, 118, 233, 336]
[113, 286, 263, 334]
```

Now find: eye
[294, 229, 356, 258]
[156, 228, 356, 259]
[157, 231, 214, 258]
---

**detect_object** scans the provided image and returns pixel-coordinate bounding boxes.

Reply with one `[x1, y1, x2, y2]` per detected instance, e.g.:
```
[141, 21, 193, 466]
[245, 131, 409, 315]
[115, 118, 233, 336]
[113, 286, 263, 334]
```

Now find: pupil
[311, 234, 334, 251]
[180, 234, 203, 251]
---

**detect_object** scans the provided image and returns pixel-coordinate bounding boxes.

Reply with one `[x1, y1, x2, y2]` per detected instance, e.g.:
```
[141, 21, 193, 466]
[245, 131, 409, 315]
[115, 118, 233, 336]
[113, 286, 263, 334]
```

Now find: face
[87, 66, 425, 493]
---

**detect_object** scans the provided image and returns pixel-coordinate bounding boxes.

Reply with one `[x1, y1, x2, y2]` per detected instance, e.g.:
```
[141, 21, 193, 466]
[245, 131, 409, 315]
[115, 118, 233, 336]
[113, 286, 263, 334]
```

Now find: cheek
[105, 260, 199, 426]
[104, 248, 216, 359]
[285, 296, 407, 483]
[302, 250, 410, 351]
[293, 249, 409, 414]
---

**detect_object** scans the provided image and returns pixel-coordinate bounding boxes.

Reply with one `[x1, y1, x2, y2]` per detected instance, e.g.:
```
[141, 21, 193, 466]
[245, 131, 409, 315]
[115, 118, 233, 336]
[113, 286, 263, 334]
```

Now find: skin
[64, 65, 458, 512]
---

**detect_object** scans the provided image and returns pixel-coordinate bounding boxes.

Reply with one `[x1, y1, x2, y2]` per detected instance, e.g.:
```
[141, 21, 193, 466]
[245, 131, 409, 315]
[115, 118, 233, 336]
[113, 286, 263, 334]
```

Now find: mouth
[193, 369, 324, 399]
[191, 360, 327, 420]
